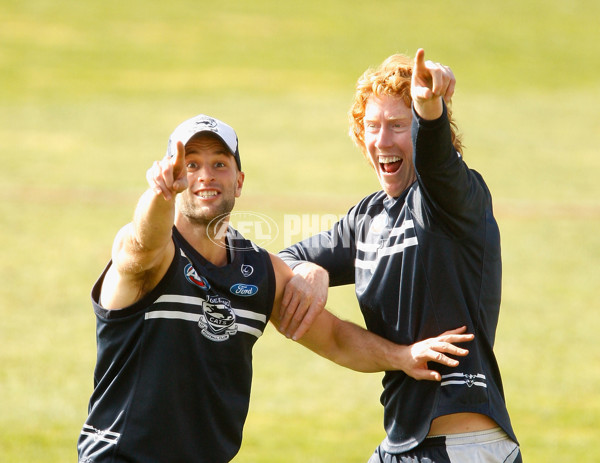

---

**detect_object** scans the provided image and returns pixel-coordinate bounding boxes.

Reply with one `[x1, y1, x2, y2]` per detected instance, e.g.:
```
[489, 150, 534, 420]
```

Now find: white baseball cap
[166, 114, 241, 170]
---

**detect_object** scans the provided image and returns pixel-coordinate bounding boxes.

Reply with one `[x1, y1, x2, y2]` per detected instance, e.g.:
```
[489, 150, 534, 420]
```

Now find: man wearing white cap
[77, 114, 473, 463]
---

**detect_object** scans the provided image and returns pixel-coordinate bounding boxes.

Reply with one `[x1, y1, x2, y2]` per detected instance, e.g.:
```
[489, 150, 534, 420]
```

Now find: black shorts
[368, 428, 521, 463]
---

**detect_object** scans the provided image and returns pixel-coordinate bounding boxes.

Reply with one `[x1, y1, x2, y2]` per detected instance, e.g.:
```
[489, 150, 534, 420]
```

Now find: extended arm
[100, 142, 188, 309]
[411, 49, 488, 231]
[270, 255, 473, 380]
[298, 310, 472, 379]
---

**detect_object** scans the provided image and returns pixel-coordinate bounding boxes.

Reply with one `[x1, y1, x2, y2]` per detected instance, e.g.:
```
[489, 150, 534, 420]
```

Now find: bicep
[268, 253, 294, 325]
[111, 223, 174, 275]
[100, 224, 175, 309]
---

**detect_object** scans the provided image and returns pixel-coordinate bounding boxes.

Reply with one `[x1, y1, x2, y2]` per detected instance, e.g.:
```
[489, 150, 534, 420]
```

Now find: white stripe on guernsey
[355, 236, 419, 270]
[81, 424, 121, 444]
[155, 294, 204, 306]
[442, 373, 487, 380]
[389, 219, 415, 237]
[378, 236, 418, 257]
[440, 373, 487, 388]
[154, 294, 267, 323]
[440, 381, 488, 388]
[355, 259, 376, 270]
[81, 412, 123, 446]
[232, 308, 267, 323]
[356, 241, 380, 252]
[356, 220, 415, 253]
[236, 324, 263, 337]
[145, 310, 264, 338]
[146, 310, 200, 322]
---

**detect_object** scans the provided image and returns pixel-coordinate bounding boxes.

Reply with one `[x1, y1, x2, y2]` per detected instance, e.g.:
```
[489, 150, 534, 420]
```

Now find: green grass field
[1, 0, 599, 461]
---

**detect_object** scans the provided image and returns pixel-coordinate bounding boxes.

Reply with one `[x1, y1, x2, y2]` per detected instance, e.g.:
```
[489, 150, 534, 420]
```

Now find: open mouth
[379, 156, 402, 174]
[196, 189, 220, 199]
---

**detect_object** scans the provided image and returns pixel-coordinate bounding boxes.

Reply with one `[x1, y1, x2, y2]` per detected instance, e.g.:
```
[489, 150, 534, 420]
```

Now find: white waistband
[426, 427, 508, 446]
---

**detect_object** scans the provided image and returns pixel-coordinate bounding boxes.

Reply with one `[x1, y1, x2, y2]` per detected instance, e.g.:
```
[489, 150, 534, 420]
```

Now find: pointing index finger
[414, 48, 426, 74]
[172, 141, 186, 178]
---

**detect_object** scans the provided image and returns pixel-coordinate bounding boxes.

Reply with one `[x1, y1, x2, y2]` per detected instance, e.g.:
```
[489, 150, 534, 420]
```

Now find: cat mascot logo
[199, 295, 238, 341]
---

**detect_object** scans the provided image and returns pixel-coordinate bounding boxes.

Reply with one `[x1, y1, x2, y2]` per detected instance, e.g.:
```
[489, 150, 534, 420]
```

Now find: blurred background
[1, 0, 599, 461]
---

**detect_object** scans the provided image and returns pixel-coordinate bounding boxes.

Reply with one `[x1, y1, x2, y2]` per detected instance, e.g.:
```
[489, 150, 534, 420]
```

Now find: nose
[195, 165, 216, 183]
[375, 126, 393, 150]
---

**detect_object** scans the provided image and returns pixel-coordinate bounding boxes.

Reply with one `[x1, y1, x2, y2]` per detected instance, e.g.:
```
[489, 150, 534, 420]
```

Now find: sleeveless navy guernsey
[78, 227, 276, 463]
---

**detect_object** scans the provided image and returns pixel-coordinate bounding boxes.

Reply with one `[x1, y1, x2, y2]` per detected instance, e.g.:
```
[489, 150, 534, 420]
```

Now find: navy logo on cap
[194, 116, 218, 132]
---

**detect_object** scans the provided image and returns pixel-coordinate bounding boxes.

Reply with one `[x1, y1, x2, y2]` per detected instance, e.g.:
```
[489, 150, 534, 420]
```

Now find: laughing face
[175, 133, 244, 227]
[363, 94, 416, 198]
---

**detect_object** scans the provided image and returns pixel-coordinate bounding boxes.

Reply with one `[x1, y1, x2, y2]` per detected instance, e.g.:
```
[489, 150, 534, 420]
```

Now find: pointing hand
[411, 48, 456, 120]
[146, 141, 189, 200]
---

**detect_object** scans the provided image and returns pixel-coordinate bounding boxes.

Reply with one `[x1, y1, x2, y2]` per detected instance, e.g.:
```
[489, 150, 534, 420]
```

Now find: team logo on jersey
[241, 264, 254, 277]
[464, 374, 478, 388]
[81, 423, 121, 445]
[440, 372, 487, 389]
[184, 264, 210, 290]
[230, 283, 259, 297]
[199, 295, 238, 341]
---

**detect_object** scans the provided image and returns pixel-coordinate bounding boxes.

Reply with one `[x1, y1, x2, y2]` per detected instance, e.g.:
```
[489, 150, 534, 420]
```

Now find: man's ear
[235, 171, 245, 198]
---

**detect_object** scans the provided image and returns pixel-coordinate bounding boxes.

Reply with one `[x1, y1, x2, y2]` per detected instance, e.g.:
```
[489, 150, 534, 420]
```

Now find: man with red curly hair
[279, 49, 521, 462]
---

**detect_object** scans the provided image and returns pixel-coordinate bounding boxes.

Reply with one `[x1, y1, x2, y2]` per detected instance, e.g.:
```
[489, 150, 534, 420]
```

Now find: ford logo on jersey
[230, 283, 259, 297]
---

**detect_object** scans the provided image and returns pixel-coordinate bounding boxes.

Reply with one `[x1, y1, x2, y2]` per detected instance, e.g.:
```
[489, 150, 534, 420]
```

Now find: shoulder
[340, 191, 386, 230]
[354, 190, 386, 211]
[269, 253, 294, 285]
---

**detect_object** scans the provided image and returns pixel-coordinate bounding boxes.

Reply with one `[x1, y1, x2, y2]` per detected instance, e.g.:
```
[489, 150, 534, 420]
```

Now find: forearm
[112, 189, 176, 275]
[412, 100, 454, 171]
[297, 312, 473, 380]
[279, 231, 356, 287]
[328, 320, 406, 373]
[412, 102, 488, 231]
[298, 310, 406, 373]
[132, 189, 176, 252]
[127, 139, 187, 256]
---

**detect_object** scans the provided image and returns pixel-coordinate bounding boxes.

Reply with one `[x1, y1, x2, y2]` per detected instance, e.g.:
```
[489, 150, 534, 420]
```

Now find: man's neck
[174, 216, 229, 267]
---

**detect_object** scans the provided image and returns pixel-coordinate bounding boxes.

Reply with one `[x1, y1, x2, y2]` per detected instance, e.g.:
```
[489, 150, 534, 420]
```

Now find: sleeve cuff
[411, 99, 448, 128]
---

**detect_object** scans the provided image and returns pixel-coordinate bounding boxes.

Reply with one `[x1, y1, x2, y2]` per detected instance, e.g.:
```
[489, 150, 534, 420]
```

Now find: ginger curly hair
[348, 54, 463, 156]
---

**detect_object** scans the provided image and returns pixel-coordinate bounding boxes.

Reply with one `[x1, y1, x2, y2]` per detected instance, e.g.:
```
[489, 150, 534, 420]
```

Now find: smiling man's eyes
[364, 121, 380, 132]
[364, 121, 409, 132]
[185, 160, 229, 170]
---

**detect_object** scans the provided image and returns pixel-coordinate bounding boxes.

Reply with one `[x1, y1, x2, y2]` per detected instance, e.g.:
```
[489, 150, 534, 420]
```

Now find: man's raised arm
[99, 141, 188, 310]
